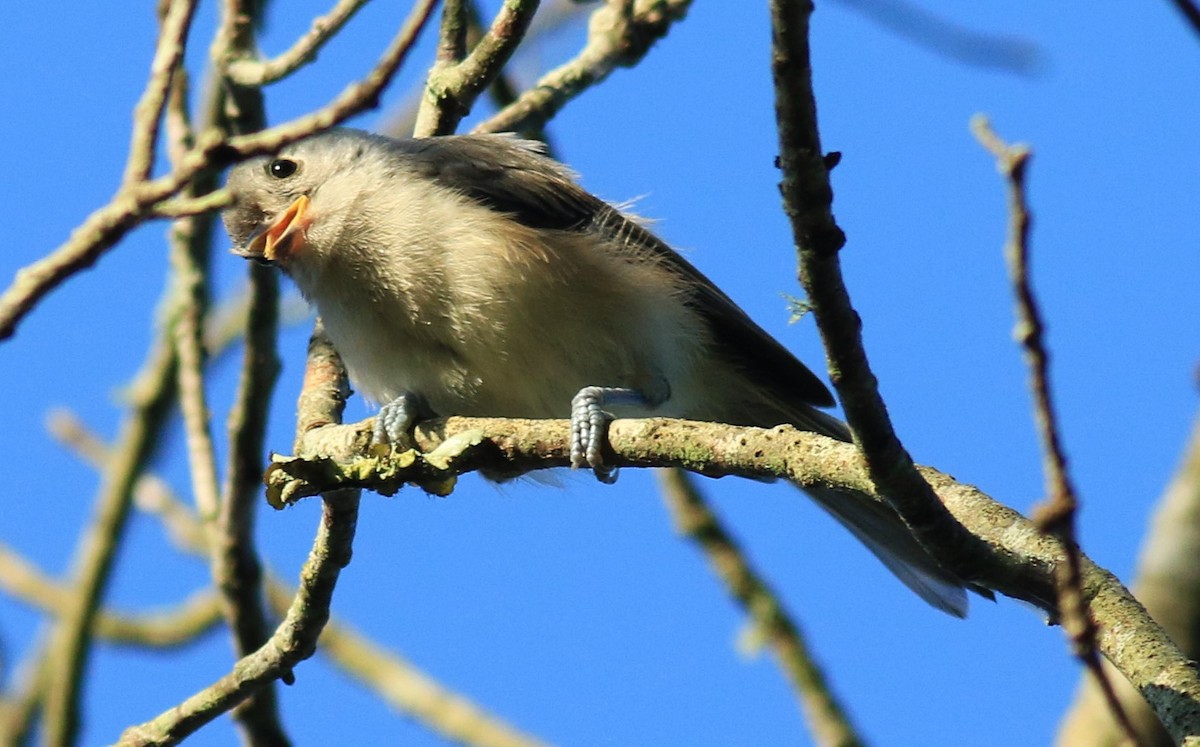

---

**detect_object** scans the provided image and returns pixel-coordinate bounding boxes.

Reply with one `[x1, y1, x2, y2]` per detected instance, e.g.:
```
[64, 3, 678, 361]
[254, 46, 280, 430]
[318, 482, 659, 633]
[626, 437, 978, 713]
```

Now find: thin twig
[151, 191, 233, 218]
[657, 469, 863, 747]
[971, 114, 1141, 747]
[766, 0, 988, 591]
[222, 0, 372, 86]
[197, 0, 294, 739]
[1058, 410, 1200, 746]
[117, 317, 362, 746]
[414, 0, 542, 136]
[169, 212, 222, 523]
[123, 0, 201, 185]
[475, 0, 693, 135]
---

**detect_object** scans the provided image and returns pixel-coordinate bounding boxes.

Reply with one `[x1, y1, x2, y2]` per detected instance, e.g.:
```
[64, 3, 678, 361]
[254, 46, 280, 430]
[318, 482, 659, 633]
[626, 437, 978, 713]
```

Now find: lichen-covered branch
[268, 412, 1200, 741]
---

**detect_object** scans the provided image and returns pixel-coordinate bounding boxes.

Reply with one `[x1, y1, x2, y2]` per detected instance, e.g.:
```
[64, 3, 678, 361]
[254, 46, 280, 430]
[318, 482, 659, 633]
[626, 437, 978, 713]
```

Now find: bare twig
[414, 0, 542, 136]
[169, 213, 222, 523]
[657, 469, 863, 747]
[476, 0, 693, 135]
[972, 115, 1140, 747]
[0, 634, 51, 746]
[222, 0, 372, 86]
[116, 317, 362, 746]
[124, 0, 201, 185]
[767, 0, 990, 598]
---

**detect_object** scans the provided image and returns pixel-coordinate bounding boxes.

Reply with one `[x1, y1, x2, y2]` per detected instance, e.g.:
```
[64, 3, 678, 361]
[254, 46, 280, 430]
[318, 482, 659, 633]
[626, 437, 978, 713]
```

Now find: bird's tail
[804, 485, 970, 617]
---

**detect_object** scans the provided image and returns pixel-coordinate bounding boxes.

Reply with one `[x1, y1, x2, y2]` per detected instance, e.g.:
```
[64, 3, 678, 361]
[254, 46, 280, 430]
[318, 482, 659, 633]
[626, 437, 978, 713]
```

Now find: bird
[223, 127, 971, 616]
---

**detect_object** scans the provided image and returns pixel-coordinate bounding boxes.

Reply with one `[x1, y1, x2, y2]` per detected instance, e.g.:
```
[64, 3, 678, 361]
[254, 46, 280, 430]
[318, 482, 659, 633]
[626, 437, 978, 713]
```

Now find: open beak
[235, 195, 312, 264]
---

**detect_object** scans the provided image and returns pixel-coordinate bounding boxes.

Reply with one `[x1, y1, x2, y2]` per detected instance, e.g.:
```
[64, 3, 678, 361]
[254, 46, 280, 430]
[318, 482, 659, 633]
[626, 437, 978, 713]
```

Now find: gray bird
[223, 127, 971, 616]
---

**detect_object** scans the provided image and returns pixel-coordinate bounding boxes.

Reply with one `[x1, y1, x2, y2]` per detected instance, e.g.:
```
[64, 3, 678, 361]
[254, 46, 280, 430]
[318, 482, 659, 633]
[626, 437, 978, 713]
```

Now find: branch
[51, 406, 549, 746]
[116, 491, 360, 747]
[475, 0, 693, 135]
[972, 115, 1139, 745]
[414, 0, 542, 136]
[41, 339, 178, 747]
[124, 0, 200, 185]
[0, 545, 222, 646]
[221, 0, 372, 86]
[657, 469, 863, 747]
[1058, 409, 1200, 746]
[267, 413, 1200, 740]
[767, 0, 991, 599]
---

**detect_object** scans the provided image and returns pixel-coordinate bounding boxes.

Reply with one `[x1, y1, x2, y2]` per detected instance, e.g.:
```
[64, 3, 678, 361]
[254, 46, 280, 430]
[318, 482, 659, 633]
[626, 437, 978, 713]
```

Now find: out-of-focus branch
[1058, 409, 1200, 746]
[0, 546, 222, 646]
[657, 469, 862, 747]
[41, 338, 177, 747]
[832, 0, 1042, 76]
[51, 406, 549, 747]
[48, 409, 209, 555]
[475, 0, 692, 135]
[0, 635, 51, 746]
[0, 0, 438, 343]
[262, 582, 547, 747]
[413, 0, 542, 136]
[1167, 0, 1200, 40]
[117, 491, 360, 747]
[221, 0, 372, 86]
[972, 115, 1138, 746]
[42, 337, 178, 747]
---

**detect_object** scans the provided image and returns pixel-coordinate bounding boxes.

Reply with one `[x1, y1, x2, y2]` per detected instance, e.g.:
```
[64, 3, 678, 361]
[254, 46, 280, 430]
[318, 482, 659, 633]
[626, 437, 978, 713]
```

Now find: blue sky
[1, 2, 1197, 745]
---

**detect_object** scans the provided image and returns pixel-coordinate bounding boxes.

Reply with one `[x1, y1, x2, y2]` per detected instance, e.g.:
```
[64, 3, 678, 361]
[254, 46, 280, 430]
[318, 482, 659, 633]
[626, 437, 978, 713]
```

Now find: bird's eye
[267, 158, 299, 179]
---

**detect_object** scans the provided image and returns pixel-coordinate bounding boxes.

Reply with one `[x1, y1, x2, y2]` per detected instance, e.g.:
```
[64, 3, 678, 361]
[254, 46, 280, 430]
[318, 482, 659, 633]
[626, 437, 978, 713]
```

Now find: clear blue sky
[1, 2, 1197, 745]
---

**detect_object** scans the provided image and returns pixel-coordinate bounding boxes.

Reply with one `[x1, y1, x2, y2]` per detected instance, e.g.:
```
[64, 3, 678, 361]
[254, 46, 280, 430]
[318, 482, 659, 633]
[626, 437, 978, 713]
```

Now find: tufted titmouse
[223, 128, 970, 616]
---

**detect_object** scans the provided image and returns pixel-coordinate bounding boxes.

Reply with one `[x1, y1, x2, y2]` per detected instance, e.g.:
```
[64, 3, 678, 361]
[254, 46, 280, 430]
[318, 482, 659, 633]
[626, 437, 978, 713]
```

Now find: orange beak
[238, 195, 312, 264]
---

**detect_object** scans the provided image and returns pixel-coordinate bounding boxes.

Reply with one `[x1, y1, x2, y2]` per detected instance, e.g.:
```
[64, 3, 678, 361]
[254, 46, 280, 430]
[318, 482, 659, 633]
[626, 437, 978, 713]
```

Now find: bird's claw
[373, 391, 429, 450]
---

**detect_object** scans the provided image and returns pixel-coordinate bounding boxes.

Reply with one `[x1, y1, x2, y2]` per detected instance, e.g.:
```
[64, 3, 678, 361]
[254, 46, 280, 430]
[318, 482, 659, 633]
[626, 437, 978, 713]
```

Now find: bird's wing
[392, 135, 842, 429]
